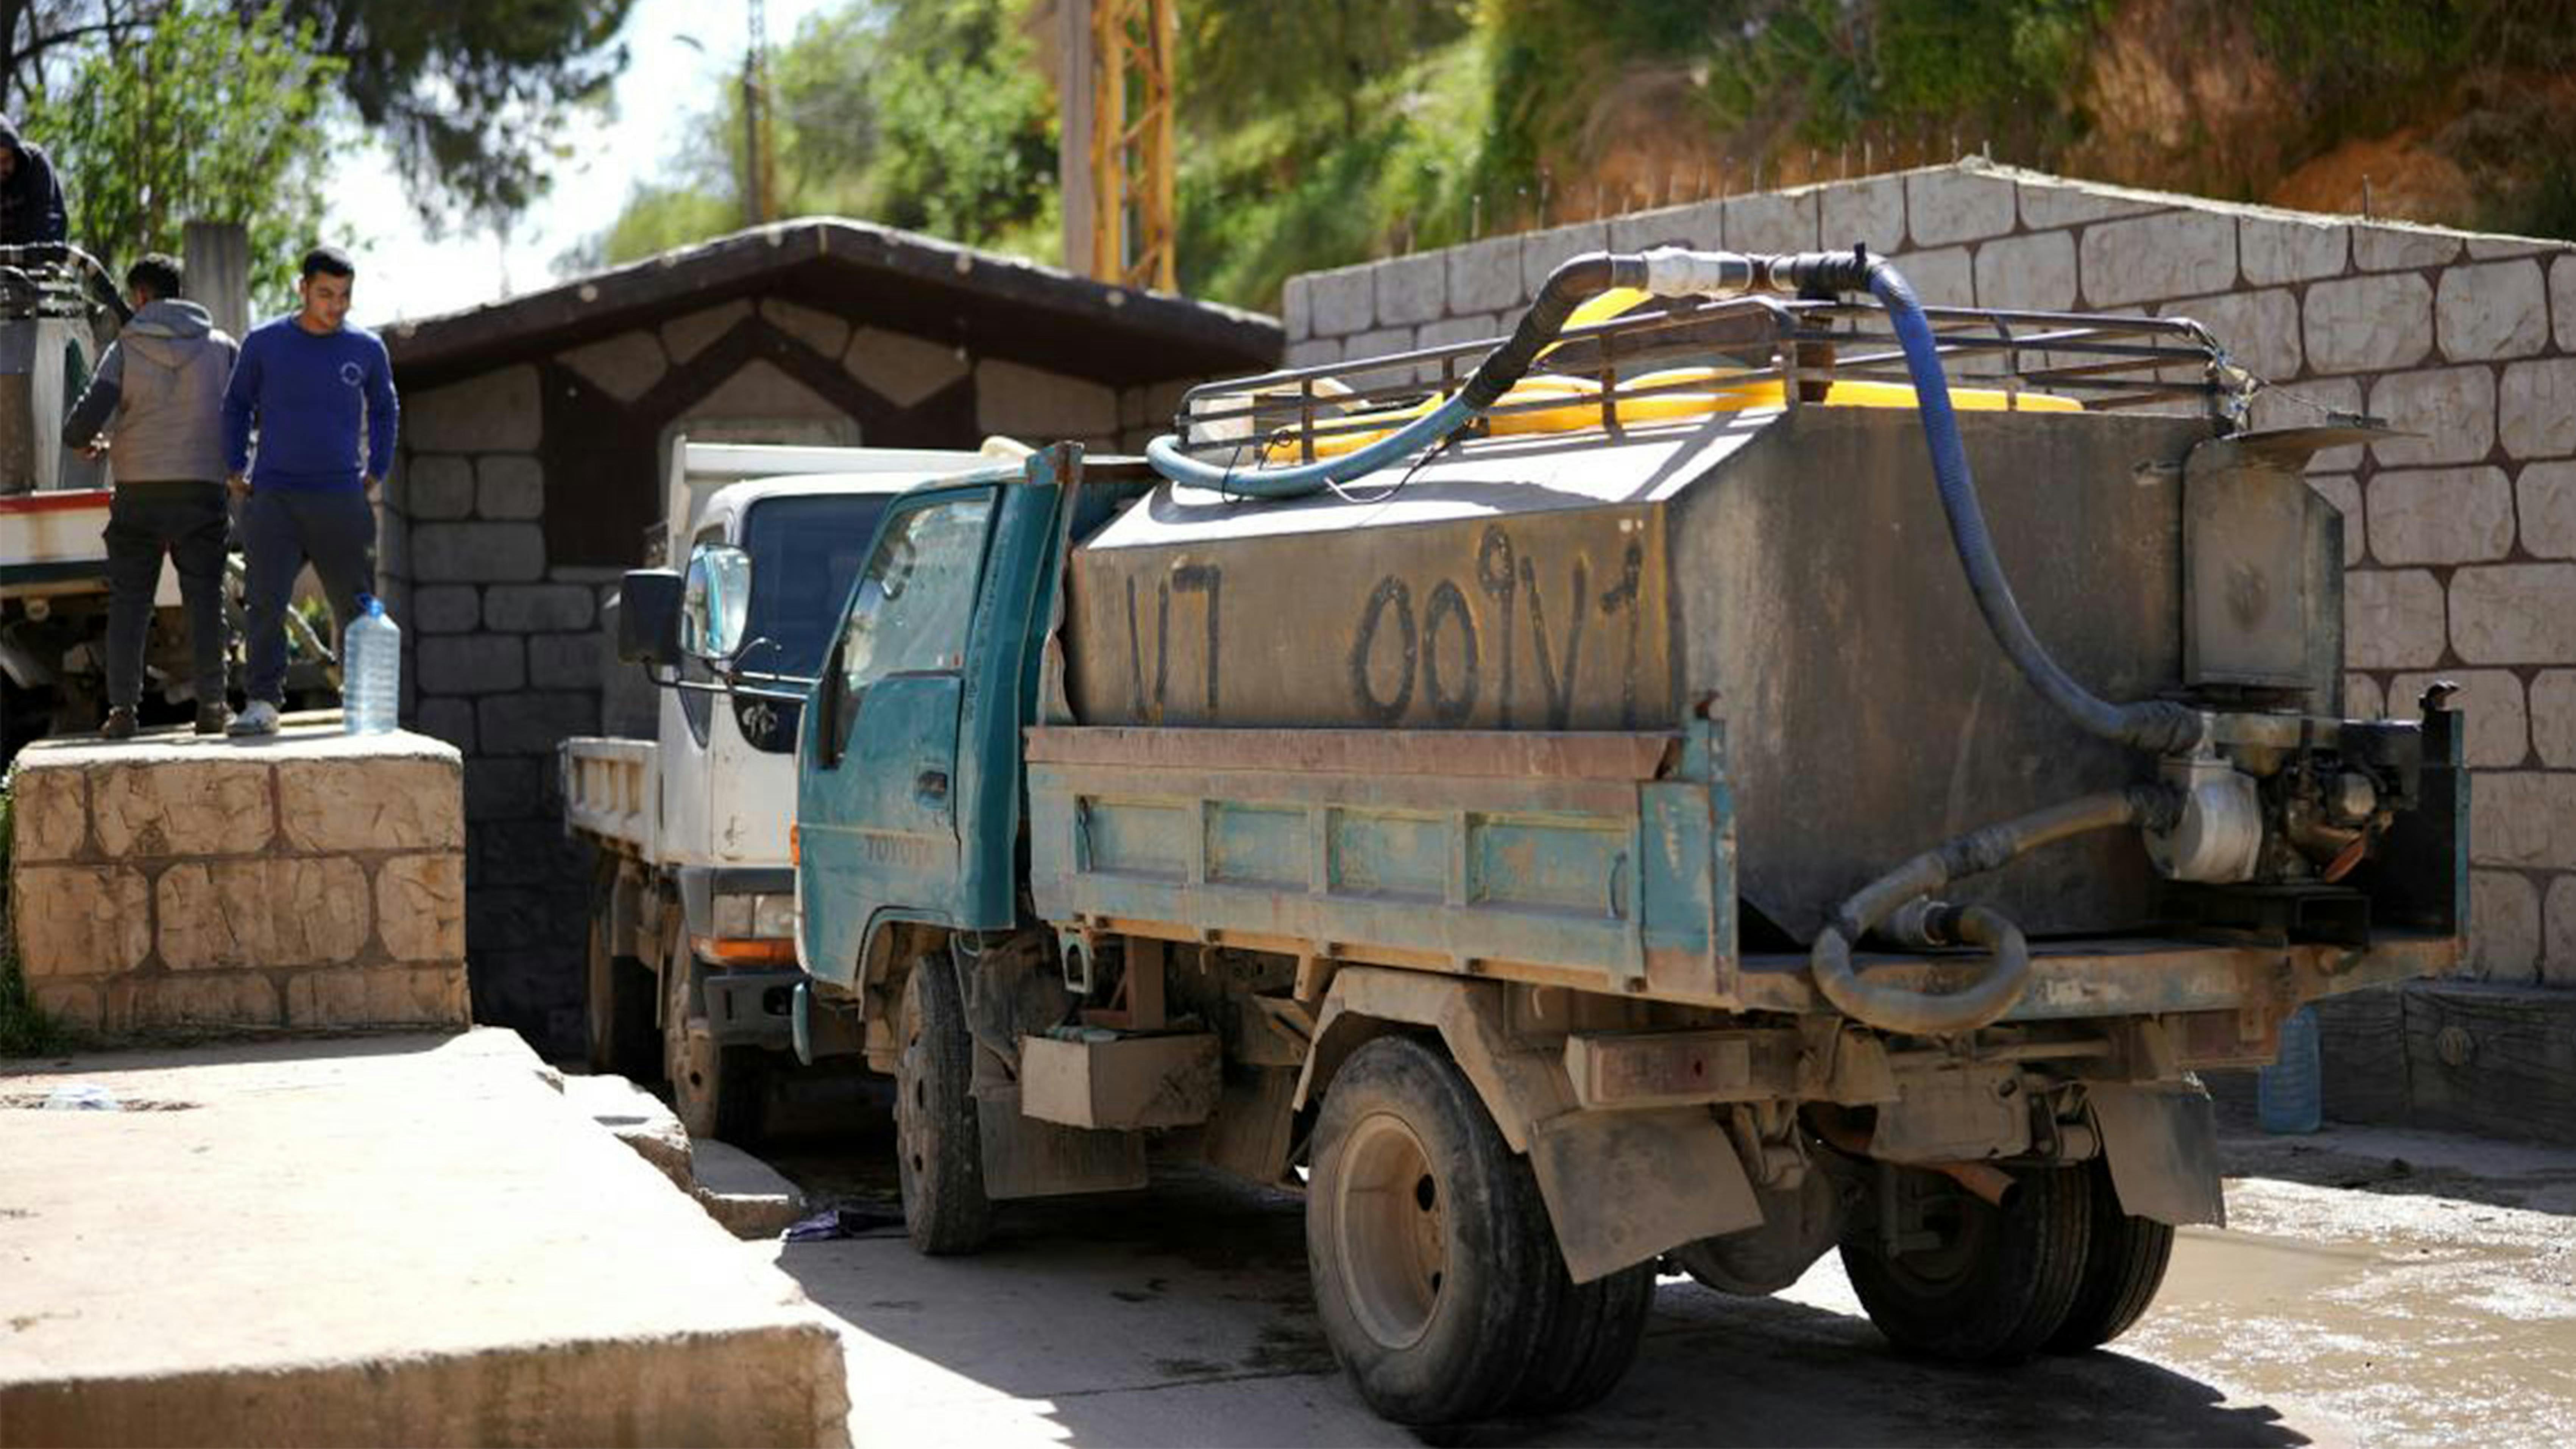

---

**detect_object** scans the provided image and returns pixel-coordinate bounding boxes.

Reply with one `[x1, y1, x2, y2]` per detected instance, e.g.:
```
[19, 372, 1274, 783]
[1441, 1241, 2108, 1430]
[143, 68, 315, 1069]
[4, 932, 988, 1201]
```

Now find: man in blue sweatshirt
[221, 244, 398, 737]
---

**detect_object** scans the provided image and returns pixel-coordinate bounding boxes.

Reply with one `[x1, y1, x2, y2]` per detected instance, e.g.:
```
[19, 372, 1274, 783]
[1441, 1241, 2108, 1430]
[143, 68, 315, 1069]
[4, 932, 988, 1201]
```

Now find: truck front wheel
[895, 952, 992, 1254]
[1306, 1035, 1559, 1427]
[663, 917, 768, 1145]
[1838, 1162, 2093, 1365]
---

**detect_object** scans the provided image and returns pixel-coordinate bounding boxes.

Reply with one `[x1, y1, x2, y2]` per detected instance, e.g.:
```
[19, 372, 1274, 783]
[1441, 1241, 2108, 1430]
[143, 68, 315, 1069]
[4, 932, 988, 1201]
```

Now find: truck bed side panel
[1026, 725, 1732, 1002]
[561, 737, 659, 859]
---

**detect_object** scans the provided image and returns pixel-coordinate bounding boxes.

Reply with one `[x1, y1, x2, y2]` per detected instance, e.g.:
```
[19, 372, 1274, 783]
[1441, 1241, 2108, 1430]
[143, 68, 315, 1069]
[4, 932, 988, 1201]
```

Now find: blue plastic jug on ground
[2257, 1004, 2323, 1134]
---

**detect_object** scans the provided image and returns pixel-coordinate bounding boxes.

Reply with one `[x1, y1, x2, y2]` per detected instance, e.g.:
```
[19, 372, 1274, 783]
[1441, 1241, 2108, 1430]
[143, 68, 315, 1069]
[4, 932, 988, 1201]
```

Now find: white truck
[561, 436, 994, 1140]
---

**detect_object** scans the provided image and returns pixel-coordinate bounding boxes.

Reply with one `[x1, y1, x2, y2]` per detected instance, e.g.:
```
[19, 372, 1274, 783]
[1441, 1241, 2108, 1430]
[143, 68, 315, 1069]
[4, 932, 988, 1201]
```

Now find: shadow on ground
[771, 1150, 2316, 1449]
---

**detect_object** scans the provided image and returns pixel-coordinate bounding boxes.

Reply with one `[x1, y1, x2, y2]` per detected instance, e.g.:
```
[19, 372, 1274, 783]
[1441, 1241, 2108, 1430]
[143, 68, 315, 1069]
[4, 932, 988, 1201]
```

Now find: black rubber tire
[1307, 1035, 1558, 1428]
[895, 952, 992, 1255]
[2048, 1158, 2175, 1351]
[1509, 1256, 1654, 1416]
[1840, 1163, 2093, 1365]
[663, 918, 768, 1146]
[583, 879, 660, 1080]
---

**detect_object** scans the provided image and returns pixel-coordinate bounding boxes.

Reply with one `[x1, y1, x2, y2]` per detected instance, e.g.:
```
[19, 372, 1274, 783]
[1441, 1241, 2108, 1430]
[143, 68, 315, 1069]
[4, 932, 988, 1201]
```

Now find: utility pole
[742, 0, 777, 226]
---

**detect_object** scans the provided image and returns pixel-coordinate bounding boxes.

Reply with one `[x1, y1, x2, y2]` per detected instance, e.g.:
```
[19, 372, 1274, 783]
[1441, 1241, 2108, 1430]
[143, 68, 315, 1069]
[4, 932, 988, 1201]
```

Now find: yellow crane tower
[1065, 0, 1175, 293]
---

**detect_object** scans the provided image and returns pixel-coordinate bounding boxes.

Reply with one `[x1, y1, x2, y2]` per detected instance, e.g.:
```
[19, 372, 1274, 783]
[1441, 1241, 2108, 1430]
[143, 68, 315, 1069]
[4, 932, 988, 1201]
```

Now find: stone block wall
[1282, 157, 2576, 985]
[8, 729, 469, 1035]
[384, 295, 1222, 1052]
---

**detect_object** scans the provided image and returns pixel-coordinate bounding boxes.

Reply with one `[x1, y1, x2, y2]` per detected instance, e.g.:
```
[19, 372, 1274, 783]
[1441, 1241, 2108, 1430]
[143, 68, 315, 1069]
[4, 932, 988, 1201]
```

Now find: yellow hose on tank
[1264, 361, 2079, 463]
[1264, 285, 2075, 462]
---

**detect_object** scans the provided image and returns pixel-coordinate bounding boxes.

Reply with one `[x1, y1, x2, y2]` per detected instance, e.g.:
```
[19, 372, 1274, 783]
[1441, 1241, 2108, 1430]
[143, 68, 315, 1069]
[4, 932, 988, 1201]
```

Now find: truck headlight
[712, 892, 753, 938]
[752, 892, 797, 940]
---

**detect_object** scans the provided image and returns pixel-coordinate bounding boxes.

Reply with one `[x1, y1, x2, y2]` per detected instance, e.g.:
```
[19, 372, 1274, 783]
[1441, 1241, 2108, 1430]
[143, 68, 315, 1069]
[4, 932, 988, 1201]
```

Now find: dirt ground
[764, 1106, 2576, 1448]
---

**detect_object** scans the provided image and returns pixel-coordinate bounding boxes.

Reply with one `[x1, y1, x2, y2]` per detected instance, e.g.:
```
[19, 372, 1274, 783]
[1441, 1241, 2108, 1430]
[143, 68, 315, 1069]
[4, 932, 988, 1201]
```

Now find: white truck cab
[563, 436, 994, 1139]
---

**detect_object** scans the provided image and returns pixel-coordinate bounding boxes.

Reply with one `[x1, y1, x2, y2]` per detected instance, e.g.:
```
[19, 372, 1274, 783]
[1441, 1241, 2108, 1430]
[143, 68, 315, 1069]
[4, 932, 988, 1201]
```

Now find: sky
[326, 0, 840, 328]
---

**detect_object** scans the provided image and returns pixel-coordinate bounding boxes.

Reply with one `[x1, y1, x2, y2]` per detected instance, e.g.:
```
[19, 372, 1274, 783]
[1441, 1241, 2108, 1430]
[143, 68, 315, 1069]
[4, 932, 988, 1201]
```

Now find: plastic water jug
[343, 593, 401, 735]
[2256, 1004, 2323, 1134]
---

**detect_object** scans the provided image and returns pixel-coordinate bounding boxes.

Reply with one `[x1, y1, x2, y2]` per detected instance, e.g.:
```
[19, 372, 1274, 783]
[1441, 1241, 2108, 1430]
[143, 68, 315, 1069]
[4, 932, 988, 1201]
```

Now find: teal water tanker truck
[625, 245, 2462, 1428]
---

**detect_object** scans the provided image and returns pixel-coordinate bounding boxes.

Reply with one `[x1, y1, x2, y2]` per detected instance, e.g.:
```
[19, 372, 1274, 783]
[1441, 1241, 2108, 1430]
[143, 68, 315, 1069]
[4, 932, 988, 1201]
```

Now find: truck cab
[564, 438, 991, 1140]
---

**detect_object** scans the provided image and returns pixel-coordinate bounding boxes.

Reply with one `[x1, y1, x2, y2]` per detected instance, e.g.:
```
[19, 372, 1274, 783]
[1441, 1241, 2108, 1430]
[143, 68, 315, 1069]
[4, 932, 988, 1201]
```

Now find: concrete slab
[692, 1139, 807, 1240]
[0, 1030, 849, 1446]
[558, 1070, 693, 1189]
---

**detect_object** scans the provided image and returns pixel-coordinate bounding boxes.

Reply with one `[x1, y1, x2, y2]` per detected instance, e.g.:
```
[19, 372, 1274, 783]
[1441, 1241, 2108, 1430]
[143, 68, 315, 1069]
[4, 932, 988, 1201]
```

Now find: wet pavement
[764, 1111, 2576, 1447]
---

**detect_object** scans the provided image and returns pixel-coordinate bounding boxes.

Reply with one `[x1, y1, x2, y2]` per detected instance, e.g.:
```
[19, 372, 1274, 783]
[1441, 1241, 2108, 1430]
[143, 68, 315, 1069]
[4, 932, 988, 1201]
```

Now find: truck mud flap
[1527, 1106, 1762, 1284]
[976, 1092, 1148, 1200]
[2089, 1082, 2226, 1228]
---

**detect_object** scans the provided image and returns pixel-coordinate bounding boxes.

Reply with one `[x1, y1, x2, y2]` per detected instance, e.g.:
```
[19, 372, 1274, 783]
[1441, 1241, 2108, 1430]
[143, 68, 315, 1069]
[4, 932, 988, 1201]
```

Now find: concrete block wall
[383, 359, 613, 1052]
[7, 731, 469, 1034]
[1282, 157, 2576, 986]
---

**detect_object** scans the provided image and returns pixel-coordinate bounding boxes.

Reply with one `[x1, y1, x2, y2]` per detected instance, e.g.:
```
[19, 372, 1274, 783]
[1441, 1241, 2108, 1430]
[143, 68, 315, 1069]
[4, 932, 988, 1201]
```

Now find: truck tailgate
[1025, 725, 1728, 1001]
[561, 737, 658, 858]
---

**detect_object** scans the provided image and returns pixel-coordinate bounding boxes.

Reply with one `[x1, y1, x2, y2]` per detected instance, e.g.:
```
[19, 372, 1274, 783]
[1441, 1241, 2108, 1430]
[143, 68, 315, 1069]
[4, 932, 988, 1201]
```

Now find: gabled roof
[382, 218, 1282, 391]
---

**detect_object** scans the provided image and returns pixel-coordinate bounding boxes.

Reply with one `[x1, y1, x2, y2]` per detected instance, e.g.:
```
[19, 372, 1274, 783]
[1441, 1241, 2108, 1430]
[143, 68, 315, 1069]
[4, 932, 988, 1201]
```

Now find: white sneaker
[227, 700, 281, 737]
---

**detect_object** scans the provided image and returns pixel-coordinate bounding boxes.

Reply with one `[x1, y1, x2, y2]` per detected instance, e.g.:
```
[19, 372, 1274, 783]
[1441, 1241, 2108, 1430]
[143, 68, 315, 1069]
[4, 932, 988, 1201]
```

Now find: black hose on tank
[1145, 250, 1648, 498]
[1769, 248, 2207, 756]
[1456, 252, 1645, 410]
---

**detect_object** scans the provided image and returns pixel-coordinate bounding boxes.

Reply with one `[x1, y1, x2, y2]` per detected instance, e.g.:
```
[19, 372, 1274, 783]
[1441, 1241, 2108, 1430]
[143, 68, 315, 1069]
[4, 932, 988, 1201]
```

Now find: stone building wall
[8, 730, 469, 1034]
[1281, 157, 2576, 986]
[382, 297, 1162, 1052]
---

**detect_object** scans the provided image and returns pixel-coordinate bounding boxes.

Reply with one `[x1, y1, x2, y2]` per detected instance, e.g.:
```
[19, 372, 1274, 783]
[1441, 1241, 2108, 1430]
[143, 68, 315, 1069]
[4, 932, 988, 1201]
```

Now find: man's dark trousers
[103, 481, 230, 709]
[242, 486, 374, 706]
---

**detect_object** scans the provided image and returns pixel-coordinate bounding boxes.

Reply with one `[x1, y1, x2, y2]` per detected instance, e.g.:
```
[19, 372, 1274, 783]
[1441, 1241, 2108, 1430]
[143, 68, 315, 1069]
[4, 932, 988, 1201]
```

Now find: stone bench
[8, 720, 469, 1036]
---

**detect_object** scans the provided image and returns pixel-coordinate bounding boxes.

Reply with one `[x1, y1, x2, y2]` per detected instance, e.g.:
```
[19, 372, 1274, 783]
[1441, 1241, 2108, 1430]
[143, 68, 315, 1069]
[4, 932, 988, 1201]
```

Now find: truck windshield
[739, 492, 892, 677]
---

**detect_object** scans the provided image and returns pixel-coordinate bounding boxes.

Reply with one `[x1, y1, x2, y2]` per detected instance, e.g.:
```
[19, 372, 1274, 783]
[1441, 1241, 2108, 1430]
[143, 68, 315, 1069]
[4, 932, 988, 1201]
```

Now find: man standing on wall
[221, 245, 398, 737]
[62, 253, 239, 738]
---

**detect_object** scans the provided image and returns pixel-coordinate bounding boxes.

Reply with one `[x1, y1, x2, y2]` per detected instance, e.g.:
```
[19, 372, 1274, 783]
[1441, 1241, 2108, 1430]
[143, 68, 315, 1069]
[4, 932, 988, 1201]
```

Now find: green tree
[583, 0, 1057, 269]
[23, 0, 345, 308]
[4, 2, 635, 234]
[260, 0, 635, 232]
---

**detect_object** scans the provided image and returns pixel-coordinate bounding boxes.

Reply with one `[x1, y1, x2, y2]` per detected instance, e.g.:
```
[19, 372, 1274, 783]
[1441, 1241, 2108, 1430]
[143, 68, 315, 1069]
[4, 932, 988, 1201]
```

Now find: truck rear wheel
[895, 952, 992, 1254]
[1838, 1163, 2093, 1365]
[1509, 1255, 1653, 1416]
[663, 919, 767, 1145]
[2047, 1158, 2174, 1351]
[583, 874, 658, 1081]
[1306, 1035, 1558, 1427]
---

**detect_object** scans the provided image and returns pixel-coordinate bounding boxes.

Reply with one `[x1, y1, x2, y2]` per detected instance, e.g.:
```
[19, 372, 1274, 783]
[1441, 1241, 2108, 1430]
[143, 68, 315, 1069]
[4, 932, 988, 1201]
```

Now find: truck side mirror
[617, 568, 685, 668]
[680, 544, 752, 660]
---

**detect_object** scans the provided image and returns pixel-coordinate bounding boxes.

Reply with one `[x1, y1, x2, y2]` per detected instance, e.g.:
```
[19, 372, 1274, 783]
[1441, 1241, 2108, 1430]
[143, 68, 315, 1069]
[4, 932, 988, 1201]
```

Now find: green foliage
[24, 1, 346, 309]
[572, 181, 741, 272]
[1870, 0, 2104, 122]
[1177, 31, 1490, 308]
[864, 0, 1054, 245]
[582, 0, 2576, 311]
[1181, 0, 1474, 134]
[5, 2, 633, 235]
[584, 0, 1054, 270]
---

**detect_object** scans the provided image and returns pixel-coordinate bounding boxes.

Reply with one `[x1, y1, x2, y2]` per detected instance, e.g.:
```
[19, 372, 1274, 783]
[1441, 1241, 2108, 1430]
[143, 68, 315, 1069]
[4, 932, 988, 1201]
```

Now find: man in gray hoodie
[62, 253, 238, 737]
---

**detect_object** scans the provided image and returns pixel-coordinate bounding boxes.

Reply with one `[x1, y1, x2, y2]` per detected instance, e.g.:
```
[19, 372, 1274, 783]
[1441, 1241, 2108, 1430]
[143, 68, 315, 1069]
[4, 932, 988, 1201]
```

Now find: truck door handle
[915, 770, 950, 801]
